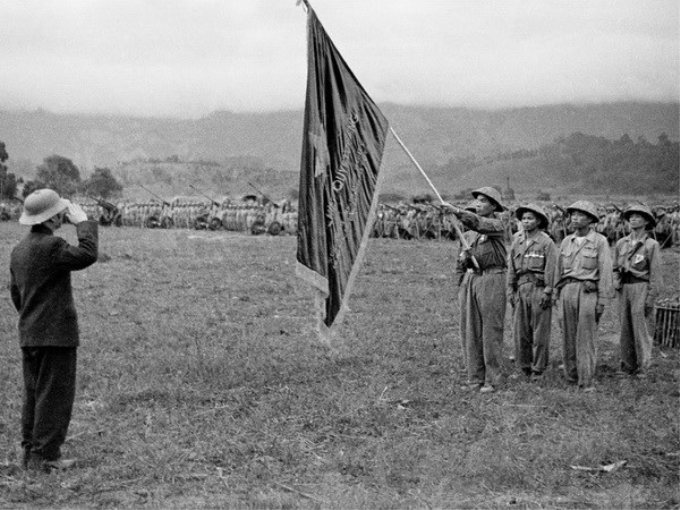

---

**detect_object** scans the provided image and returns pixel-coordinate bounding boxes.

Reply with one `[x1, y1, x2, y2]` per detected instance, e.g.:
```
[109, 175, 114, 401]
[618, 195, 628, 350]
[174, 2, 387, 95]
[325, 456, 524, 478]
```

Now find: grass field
[0, 223, 678, 509]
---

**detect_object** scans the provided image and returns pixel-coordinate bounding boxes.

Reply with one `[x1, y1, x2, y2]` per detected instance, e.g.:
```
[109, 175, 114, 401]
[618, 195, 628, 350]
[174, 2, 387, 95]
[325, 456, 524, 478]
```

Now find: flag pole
[389, 127, 479, 268]
[296, 0, 310, 11]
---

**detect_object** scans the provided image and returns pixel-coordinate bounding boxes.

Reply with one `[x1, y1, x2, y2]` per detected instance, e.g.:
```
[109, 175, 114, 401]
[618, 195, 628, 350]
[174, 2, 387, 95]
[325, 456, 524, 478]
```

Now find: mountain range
[1, 101, 677, 200]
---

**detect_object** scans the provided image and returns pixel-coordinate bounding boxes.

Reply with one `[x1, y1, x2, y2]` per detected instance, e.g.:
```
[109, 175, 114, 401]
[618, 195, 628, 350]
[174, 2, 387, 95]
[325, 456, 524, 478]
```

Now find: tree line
[537, 132, 677, 193]
[436, 132, 678, 195]
[0, 147, 123, 200]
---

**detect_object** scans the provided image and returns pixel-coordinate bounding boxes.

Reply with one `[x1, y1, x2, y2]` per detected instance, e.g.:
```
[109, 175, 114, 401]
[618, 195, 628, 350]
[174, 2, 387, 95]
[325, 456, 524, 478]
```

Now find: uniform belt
[518, 273, 545, 287]
[621, 273, 649, 285]
[558, 277, 599, 291]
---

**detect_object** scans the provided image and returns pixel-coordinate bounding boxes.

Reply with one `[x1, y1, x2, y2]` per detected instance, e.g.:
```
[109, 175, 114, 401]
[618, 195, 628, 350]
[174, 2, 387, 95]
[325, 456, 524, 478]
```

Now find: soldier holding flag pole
[445, 188, 508, 393]
[295, 0, 502, 375]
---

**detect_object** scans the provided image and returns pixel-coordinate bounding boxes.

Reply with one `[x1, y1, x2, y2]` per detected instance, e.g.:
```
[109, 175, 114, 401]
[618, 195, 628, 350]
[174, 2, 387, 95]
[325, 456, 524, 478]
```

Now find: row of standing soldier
[370, 199, 679, 248]
[446, 188, 662, 394]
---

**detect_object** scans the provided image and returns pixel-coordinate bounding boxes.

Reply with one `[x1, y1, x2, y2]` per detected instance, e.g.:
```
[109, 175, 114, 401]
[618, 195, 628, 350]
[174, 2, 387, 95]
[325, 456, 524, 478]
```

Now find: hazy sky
[1, 0, 678, 119]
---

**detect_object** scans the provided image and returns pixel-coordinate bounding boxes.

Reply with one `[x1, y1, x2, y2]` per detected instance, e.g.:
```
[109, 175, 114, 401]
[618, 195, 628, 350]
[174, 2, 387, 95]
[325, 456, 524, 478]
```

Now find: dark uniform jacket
[9, 221, 98, 347]
[457, 213, 507, 267]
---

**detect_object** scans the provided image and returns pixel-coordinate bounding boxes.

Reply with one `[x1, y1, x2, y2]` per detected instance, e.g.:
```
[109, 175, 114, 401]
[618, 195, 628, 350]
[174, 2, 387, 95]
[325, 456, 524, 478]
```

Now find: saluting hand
[66, 203, 89, 224]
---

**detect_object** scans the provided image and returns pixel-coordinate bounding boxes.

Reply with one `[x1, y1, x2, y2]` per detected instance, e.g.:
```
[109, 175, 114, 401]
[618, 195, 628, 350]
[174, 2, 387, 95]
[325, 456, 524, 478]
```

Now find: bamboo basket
[654, 300, 680, 348]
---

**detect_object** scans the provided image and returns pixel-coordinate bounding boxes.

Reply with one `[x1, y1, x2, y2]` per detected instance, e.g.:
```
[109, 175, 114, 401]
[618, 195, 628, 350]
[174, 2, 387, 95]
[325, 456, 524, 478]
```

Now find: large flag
[296, 7, 390, 341]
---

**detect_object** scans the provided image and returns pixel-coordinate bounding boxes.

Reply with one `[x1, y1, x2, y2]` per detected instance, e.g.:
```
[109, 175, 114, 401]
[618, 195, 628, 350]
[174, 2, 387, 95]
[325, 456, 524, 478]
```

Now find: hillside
[1, 102, 677, 200]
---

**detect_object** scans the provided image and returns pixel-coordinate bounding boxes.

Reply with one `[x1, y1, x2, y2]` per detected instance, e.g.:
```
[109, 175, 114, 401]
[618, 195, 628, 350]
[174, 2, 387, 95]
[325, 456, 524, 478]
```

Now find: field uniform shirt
[556, 229, 613, 301]
[507, 230, 557, 295]
[612, 233, 661, 307]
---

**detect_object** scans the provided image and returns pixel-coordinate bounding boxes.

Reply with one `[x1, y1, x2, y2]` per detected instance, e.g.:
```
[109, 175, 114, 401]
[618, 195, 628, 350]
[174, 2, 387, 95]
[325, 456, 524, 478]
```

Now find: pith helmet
[515, 203, 549, 229]
[566, 200, 599, 224]
[19, 189, 70, 225]
[623, 203, 656, 229]
[471, 187, 504, 212]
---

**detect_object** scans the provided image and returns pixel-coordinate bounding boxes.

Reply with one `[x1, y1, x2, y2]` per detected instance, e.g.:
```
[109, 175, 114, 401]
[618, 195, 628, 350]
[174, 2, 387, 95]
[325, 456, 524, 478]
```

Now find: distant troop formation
[76, 198, 299, 236]
[370, 200, 680, 248]
[3, 196, 678, 247]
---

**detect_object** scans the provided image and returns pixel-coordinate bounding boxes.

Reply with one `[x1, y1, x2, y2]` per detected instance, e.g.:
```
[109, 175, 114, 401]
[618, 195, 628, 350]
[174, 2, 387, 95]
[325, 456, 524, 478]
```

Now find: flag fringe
[296, 261, 329, 296]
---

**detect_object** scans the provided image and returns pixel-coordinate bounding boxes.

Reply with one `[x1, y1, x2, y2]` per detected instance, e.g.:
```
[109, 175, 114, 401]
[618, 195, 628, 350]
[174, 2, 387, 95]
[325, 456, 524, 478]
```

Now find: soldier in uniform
[613, 203, 661, 378]
[555, 200, 613, 391]
[448, 187, 507, 393]
[507, 204, 557, 380]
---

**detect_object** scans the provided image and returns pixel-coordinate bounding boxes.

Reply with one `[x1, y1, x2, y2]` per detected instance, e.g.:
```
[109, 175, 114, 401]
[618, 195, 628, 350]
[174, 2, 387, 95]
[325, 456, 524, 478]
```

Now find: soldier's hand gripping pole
[389, 127, 479, 270]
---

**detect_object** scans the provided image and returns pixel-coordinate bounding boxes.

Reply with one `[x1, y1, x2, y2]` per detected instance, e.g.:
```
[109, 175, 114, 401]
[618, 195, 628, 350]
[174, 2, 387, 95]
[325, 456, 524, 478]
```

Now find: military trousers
[559, 282, 598, 387]
[514, 283, 551, 375]
[21, 347, 77, 461]
[461, 272, 506, 386]
[618, 282, 653, 374]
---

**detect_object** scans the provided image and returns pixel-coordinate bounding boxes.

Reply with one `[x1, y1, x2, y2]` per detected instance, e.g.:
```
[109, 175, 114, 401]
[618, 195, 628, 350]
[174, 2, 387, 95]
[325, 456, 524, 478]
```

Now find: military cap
[471, 187, 505, 212]
[566, 200, 599, 224]
[515, 203, 549, 229]
[623, 203, 656, 229]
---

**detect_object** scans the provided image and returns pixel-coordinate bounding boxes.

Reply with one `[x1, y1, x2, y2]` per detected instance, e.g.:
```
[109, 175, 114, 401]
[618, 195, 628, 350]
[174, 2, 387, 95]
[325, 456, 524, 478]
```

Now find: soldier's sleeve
[475, 215, 505, 235]
[611, 241, 622, 290]
[457, 211, 504, 235]
[646, 240, 662, 308]
[54, 220, 99, 271]
[9, 267, 21, 311]
[506, 242, 518, 293]
[554, 238, 567, 298]
[456, 211, 477, 230]
[597, 236, 614, 301]
[542, 236, 557, 295]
